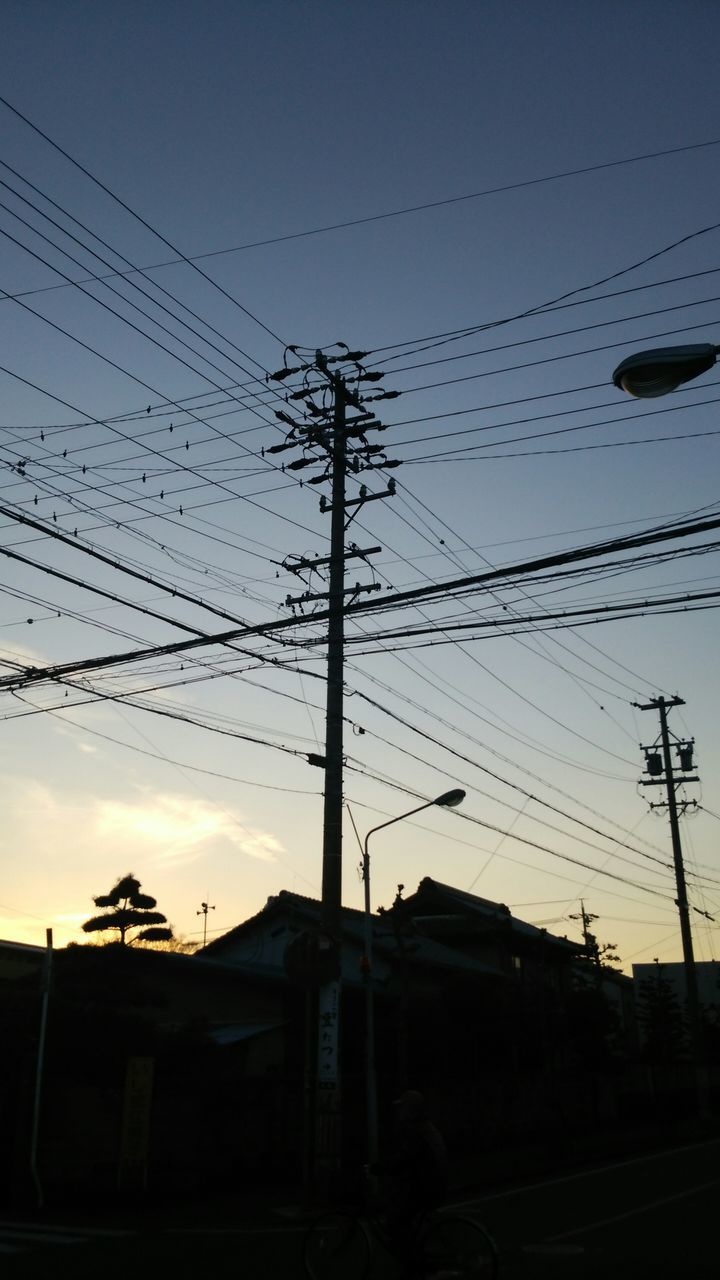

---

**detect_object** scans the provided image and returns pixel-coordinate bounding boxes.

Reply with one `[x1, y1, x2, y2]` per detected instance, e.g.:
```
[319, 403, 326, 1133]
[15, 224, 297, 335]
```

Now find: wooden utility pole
[269, 345, 399, 1188]
[634, 695, 706, 1099]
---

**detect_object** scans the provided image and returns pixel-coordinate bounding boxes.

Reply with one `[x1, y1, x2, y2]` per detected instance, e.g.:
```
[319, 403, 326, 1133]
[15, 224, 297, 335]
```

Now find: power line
[370, 222, 720, 363]
[0, 93, 286, 346]
[4, 134, 718, 297]
[2, 508, 716, 690]
[0, 159, 274, 379]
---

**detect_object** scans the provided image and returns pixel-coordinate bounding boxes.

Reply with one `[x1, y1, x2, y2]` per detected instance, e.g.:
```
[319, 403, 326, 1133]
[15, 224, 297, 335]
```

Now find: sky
[0, 0, 719, 974]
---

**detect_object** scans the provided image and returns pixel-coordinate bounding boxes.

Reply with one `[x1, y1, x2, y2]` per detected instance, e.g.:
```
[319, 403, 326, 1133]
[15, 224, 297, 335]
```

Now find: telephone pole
[569, 900, 596, 956]
[634, 695, 706, 1093]
[268, 345, 400, 1188]
[196, 899, 215, 948]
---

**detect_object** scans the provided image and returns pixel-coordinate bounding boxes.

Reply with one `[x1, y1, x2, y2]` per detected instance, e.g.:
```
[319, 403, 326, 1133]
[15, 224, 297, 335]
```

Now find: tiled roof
[201, 879, 580, 970]
[408, 878, 578, 951]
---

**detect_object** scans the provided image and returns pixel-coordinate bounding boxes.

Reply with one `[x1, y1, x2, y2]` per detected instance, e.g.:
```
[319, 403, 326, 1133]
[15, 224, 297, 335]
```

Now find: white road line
[0, 1221, 129, 1236]
[167, 1224, 308, 1235]
[541, 1175, 720, 1242]
[451, 1134, 720, 1207]
[0, 1229, 86, 1245]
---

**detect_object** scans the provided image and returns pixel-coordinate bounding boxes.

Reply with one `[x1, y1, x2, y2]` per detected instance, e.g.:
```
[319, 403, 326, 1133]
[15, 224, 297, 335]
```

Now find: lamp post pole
[361, 788, 465, 1165]
[614, 346, 712, 1111]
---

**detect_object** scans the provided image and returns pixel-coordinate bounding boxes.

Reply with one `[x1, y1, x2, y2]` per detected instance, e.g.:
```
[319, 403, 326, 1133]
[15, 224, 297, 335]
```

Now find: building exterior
[633, 960, 720, 1011]
[0, 884, 643, 1206]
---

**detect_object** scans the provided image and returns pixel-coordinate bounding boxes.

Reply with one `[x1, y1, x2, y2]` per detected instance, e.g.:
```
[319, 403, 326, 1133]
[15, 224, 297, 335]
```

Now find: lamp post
[613, 345, 712, 1111]
[361, 788, 465, 1165]
[612, 342, 718, 398]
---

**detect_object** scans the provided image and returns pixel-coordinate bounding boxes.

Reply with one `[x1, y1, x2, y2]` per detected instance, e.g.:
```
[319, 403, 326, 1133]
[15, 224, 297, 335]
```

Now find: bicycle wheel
[419, 1212, 498, 1279]
[303, 1211, 373, 1280]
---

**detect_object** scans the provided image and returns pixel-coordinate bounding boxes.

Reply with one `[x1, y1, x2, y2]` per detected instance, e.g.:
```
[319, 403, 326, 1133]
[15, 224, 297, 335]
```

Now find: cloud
[95, 792, 282, 867]
[0, 638, 53, 669]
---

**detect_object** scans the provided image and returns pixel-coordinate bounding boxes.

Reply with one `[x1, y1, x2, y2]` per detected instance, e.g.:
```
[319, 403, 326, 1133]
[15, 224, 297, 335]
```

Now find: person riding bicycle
[373, 1089, 448, 1272]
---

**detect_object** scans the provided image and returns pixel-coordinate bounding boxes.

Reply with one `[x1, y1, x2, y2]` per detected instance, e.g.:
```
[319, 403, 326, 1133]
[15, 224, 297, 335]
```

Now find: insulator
[359, 371, 384, 382]
[270, 365, 303, 381]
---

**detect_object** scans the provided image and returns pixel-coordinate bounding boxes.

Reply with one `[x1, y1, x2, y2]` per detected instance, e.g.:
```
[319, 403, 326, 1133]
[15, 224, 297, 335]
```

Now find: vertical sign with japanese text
[317, 980, 340, 1088]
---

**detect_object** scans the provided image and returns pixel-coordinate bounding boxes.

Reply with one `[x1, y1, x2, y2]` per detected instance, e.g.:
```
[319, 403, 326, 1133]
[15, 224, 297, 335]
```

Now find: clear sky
[1, 0, 719, 973]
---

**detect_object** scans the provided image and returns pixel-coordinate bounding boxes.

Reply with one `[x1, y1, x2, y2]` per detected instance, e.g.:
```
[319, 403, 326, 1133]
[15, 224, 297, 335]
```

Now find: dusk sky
[1, 1, 719, 973]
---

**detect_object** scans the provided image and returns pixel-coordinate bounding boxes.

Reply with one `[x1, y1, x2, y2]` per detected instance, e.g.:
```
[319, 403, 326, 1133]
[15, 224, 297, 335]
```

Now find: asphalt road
[2, 1136, 719, 1277]
[458, 1134, 720, 1278]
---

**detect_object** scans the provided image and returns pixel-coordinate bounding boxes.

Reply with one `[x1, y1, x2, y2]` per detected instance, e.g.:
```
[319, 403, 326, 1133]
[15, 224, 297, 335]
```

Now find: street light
[361, 788, 466, 1164]
[612, 342, 718, 398]
[611, 345, 712, 1112]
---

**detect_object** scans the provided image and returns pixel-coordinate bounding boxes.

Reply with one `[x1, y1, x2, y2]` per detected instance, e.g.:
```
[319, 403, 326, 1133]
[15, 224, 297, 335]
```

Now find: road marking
[166, 1224, 307, 1235]
[0, 1222, 132, 1254]
[451, 1134, 720, 1207]
[0, 1229, 86, 1243]
[0, 1222, 130, 1236]
[523, 1243, 585, 1256]
[541, 1175, 720, 1242]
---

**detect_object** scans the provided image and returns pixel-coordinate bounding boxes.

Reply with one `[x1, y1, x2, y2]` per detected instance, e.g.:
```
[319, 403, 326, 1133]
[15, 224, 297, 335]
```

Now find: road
[1, 1136, 718, 1277]
[458, 1134, 720, 1278]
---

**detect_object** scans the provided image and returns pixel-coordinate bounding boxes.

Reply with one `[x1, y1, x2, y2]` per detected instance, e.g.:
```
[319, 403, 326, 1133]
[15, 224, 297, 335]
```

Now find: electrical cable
[0, 93, 286, 346]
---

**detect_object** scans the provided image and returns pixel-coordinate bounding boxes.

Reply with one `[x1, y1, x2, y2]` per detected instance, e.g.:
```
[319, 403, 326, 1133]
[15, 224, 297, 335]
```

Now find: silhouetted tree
[565, 984, 622, 1067]
[82, 873, 173, 946]
[636, 962, 686, 1062]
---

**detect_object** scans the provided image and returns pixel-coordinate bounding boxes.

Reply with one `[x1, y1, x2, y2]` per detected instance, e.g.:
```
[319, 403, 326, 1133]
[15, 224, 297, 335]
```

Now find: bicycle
[303, 1181, 498, 1279]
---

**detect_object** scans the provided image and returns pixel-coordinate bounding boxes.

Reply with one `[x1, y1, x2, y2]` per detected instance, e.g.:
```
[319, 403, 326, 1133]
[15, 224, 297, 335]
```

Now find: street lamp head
[433, 788, 466, 808]
[612, 343, 718, 398]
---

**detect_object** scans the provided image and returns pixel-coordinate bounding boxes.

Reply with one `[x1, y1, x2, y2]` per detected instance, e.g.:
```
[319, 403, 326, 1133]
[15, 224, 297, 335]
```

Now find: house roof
[0, 937, 47, 982]
[202, 886, 509, 983]
[397, 878, 580, 954]
[201, 889, 391, 955]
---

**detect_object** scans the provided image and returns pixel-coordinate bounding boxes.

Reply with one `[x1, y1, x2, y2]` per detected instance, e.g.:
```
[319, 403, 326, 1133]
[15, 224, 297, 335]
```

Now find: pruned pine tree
[82, 873, 173, 947]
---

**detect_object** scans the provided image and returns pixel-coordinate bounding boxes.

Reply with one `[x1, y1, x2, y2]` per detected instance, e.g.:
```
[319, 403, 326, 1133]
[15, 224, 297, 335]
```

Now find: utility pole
[633, 695, 706, 1095]
[569, 899, 597, 959]
[268, 345, 400, 1190]
[196, 899, 215, 948]
[568, 900, 619, 973]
